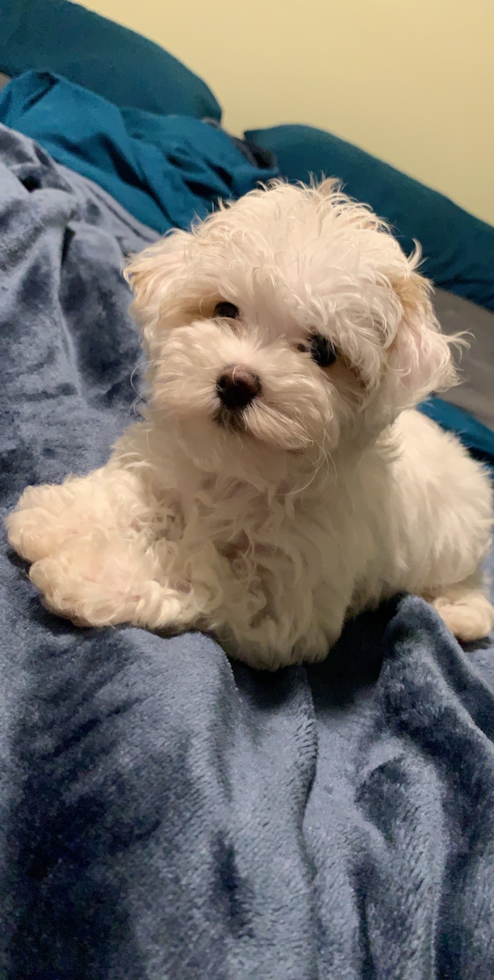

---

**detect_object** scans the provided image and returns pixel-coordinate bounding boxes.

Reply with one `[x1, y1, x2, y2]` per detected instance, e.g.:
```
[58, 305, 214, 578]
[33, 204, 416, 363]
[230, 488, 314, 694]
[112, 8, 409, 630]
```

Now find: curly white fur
[6, 180, 494, 669]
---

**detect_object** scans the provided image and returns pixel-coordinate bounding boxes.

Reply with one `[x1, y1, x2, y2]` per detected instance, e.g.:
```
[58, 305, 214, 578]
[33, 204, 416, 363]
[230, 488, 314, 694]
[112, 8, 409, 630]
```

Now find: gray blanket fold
[1, 124, 494, 980]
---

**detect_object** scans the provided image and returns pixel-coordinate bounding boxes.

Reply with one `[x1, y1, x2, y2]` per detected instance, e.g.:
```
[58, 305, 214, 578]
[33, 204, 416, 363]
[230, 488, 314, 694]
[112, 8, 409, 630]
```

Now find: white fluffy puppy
[7, 180, 494, 669]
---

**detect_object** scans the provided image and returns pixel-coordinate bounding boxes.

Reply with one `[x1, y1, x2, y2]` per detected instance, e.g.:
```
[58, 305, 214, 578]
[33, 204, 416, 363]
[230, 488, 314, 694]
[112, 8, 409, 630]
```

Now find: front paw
[28, 533, 149, 627]
[6, 484, 78, 562]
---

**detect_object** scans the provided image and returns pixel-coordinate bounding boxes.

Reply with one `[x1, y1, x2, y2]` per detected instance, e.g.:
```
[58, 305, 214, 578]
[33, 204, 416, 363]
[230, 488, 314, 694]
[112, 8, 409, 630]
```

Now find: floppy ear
[386, 268, 460, 409]
[123, 230, 189, 345]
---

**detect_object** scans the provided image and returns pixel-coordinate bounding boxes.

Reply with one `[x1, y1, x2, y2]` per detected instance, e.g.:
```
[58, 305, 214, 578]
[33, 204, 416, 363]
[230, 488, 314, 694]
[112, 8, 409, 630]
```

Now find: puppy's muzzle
[216, 366, 262, 410]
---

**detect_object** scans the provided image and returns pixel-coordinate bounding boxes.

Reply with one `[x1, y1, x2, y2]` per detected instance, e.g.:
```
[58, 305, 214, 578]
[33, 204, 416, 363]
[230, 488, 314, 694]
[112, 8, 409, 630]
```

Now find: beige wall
[75, 0, 494, 225]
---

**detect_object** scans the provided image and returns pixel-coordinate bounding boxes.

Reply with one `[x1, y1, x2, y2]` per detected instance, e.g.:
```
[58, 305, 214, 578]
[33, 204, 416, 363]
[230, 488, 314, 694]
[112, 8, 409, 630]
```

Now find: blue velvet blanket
[1, 125, 494, 979]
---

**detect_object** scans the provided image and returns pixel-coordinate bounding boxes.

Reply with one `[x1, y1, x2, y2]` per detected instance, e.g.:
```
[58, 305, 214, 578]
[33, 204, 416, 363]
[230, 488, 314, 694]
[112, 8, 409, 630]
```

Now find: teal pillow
[0, 0, 221, 121]
[245, 124, 494, 313]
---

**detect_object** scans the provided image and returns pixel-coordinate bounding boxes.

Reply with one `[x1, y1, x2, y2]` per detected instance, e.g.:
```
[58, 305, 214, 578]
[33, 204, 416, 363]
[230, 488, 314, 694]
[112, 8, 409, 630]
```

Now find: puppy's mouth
[210, 368, 323, 453]
[214, 405, 250, 434]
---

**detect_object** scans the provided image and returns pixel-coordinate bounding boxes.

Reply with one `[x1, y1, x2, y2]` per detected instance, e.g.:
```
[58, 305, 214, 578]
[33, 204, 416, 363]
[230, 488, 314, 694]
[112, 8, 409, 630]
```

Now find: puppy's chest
[178, 478, 341, 579]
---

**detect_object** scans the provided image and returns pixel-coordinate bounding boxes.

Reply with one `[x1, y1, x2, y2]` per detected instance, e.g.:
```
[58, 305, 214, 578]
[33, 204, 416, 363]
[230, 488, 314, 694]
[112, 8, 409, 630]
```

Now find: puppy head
[125, 180, 458, 472]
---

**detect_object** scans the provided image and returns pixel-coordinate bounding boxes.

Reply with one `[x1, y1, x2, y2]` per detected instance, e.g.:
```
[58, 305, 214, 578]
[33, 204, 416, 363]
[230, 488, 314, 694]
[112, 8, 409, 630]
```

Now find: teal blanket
[0, 71, 276, 233]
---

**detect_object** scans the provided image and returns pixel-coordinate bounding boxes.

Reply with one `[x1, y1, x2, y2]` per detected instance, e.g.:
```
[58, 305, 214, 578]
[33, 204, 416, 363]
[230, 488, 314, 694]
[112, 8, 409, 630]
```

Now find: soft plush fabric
[418, 399, 494, 472]
[433, 288, 494, 433]
[0, 72, 277, 234]
[1, 124, 494, 979]
[246, 124, 494, 313]
[0, 0, 221, 121]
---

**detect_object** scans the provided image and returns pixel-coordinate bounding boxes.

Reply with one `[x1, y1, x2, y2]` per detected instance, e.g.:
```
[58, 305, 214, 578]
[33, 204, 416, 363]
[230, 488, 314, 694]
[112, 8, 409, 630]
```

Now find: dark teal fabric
[0, 0, 221, 121]
[419, 398, 494, 473]
[0, 72, 276, 233]
[246, 125, 494, 313]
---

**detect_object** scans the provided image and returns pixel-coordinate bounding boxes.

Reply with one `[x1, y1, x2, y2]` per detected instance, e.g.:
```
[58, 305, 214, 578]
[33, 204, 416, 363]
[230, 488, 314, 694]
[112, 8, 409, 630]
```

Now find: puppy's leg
[217, 583, 347, 670]
[424, 571, 494, 642]
[6, 468, 150, 563]
[29, 531, 200, 630]
[7, 463, 203, 631]
[29, 531, 158, 626]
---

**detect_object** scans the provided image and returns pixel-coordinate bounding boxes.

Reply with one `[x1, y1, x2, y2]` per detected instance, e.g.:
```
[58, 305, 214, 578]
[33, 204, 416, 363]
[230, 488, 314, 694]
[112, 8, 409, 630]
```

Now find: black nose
[216, 366, 262, 410]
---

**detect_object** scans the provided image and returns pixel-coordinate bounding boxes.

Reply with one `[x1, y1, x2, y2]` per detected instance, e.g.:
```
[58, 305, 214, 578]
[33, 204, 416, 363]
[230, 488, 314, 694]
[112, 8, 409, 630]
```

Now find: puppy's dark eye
[213, 301, 240, 319]
[309, 334, 338, 368]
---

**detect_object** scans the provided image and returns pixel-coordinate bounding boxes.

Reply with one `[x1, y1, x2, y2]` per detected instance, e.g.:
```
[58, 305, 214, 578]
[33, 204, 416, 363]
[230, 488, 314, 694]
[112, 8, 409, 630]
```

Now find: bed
[1, 5, 494, 978]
